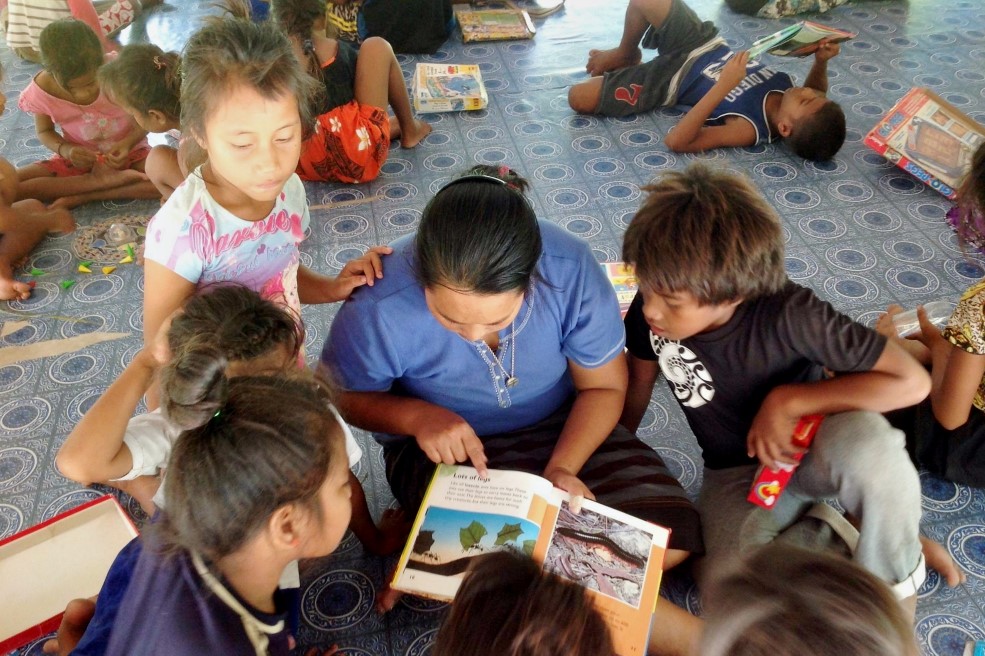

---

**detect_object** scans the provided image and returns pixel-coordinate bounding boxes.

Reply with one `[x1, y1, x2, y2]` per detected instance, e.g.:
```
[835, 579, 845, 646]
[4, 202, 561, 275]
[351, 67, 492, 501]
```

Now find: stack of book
[412, 63, 489, 113]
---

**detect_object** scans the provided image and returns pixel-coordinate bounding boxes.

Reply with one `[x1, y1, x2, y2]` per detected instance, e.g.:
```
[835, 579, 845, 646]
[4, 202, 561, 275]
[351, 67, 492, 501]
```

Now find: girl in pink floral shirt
[15, 19, 158, 207]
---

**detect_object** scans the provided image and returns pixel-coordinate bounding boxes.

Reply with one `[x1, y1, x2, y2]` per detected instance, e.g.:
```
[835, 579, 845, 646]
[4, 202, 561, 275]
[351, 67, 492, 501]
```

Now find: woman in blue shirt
[320, 165, 702, 561]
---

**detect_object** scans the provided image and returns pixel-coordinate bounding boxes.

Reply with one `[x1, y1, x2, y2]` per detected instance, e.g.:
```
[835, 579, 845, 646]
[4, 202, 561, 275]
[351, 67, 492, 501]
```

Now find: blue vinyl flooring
[2, 0, 985, 654]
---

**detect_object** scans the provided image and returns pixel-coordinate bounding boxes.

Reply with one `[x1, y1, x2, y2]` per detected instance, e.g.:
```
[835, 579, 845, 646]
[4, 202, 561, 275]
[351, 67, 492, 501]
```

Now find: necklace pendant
[506, 376, 518, 388]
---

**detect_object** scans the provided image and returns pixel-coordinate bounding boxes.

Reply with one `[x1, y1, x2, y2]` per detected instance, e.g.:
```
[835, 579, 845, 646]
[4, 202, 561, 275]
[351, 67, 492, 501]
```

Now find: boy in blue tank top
[567, 0, 846, 161]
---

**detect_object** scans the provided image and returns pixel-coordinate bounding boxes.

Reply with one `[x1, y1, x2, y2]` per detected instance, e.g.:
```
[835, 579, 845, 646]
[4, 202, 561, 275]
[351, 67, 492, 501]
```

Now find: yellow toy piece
[119, 255, 134, 264]
[77, 265, 92, 274]
[102, 266, 117, 275]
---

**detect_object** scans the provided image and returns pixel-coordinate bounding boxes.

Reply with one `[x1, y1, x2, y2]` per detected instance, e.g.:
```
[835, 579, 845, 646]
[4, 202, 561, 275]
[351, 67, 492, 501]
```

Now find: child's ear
[146, 109, 168, 131]
[776, 118, 794, 138]
[267, 504, 304, 550]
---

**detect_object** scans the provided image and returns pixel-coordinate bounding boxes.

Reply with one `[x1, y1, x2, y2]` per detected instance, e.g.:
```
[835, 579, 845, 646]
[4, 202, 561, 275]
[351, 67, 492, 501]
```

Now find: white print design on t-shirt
[650, 334, 715, 408]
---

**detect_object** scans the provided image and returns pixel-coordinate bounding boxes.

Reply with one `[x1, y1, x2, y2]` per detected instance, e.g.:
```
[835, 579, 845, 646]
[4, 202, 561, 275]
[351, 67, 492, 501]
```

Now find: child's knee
[359, 36, 394, 60]
[568, 80, 601, 114]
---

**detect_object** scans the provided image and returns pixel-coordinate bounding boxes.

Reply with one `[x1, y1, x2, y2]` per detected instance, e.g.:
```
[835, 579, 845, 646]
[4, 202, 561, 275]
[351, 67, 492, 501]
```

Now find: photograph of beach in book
[403, 507, 541, 579]
[543, 501, 653, 608]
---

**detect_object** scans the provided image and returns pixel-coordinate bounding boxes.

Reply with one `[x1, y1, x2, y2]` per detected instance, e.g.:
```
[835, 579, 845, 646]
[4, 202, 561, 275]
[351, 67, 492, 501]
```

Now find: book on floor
[412, 63, 489, 113]
[453, 3, 536, 42]
[747, 20, 855, 58]
[865, 87, 985, 199]
[0, 496, 139, 653]
[392, 464, 670, 656]
[509, 0, 564, 18]
[601, 261, 638, 319]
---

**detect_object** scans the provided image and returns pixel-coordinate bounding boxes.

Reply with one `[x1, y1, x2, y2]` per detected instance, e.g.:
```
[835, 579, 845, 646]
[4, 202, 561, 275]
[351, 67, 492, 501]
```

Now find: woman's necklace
[489, 321, 518, 388]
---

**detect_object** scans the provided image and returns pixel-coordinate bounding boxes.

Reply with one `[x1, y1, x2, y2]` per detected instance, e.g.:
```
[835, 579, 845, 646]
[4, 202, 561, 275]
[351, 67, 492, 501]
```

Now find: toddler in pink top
[15, 19, 158, 208]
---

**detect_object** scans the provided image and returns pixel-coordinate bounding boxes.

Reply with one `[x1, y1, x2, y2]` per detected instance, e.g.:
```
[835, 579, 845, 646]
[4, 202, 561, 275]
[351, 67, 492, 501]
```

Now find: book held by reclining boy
[748, 20, 855, 58]
[865, 87, 985, 199]
[412, 63, 489, 113]
[392, 464, 670, 656]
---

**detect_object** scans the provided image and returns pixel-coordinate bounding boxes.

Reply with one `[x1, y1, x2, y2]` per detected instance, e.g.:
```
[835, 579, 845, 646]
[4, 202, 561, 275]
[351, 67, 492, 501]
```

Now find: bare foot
[388, 115, 401, 141]
[0, 277, 32, 301]
[363, 508, 412, 556]
[586, 46, 642, 76]
[42, 598, 96, 656]
[400, 118, 432, 149]
[921, 535, 966, 587]
[46, 207, 76, 234]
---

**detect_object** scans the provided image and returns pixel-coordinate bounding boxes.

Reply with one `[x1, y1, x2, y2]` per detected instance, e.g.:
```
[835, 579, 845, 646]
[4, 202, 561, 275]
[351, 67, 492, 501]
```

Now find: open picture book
[748, 20, 855, 58]
[392, 464, 670, 656]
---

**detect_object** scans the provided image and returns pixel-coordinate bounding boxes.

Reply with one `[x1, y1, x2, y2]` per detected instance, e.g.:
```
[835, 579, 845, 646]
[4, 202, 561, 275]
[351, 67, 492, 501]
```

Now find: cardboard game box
[0, 496, 138, 653]
[601, 262, 638, 318]
[865, 88, 985, 199]
[748, 415, 824, 509]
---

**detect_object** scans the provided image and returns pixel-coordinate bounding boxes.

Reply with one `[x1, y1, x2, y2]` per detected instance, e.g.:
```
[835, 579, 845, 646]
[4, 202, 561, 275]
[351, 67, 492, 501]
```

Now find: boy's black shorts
[597, 0, 723, 116]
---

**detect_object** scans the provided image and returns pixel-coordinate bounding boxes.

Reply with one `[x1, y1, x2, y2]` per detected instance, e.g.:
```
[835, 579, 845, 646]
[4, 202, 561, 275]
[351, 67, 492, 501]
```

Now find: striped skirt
[382, 402, 704, 554]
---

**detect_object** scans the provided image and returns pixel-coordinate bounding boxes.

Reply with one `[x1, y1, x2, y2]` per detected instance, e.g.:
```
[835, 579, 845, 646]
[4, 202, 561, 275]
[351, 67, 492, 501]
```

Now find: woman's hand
[544, 466, 594, 501]
[411, 406, 488, 477]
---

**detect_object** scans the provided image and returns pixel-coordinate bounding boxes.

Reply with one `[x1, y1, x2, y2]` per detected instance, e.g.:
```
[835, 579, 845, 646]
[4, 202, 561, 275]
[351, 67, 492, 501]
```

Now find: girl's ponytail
[160, 338, 230, 430]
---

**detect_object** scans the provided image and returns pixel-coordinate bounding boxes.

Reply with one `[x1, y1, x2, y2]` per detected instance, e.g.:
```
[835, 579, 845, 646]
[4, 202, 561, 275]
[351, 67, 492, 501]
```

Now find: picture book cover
[602, 261, 638, 318]
[865, 87, 985, 199]
[412, 63, 489, 113]
[453, 3, 536, 42]
[748, 20, 855, 58]
[392, 464, 670, 656]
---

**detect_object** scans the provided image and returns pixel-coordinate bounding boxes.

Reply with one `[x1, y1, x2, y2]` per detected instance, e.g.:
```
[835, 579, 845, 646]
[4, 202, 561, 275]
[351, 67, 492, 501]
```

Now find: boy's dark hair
[39, 19, 103, 88]
[701, 544, 918, 656]
[416, 165, 541, 294]
[786, 100, 846, 162]
[158, 372, 341, 562]
[181, 16, 320, 142]
[432, 551, 615, 656]
[623, 164, 786, 305]
[165, 284, 303, 367]
[98, 44, 182, 121]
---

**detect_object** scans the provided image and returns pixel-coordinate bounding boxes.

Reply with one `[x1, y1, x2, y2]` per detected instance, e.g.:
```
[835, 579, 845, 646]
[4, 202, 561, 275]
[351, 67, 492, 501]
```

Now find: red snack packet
[747, 414, 824, 509]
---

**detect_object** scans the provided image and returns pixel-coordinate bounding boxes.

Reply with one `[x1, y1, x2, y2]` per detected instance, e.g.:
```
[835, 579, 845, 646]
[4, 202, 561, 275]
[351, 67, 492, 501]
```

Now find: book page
[769, 21, 855, 57]
[392, 465, 556, 600]
[748, 22, 801, 59]
[536, 496, 670, 656]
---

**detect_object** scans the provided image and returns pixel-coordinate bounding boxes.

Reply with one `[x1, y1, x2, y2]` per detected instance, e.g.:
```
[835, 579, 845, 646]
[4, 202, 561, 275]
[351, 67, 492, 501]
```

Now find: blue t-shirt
[105, 540, 293, 656]
[676, 44, 793, 145]
[321, 220, 625, 439]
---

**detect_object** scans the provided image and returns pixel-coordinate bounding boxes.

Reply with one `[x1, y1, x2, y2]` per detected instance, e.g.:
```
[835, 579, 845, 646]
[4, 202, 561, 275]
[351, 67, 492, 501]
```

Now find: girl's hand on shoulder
[331, 245, 393, 300]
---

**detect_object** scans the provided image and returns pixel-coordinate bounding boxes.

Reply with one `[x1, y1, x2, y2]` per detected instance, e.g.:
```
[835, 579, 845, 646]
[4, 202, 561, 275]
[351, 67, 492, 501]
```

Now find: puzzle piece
[30, 268, 46, 276]
[101, 266, 117, 275]
[78, 265, 92, 274]
[60, 280, 76, 290]
[119, 255, 134, 265]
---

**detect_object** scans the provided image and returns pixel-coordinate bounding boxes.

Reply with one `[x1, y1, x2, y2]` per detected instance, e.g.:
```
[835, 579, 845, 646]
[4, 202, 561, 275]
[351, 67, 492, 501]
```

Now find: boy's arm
[748, 338, 931, 470]
[620, 353, 660, 433]
[802, 40, 840, 93]
[664, 51, 758, 153]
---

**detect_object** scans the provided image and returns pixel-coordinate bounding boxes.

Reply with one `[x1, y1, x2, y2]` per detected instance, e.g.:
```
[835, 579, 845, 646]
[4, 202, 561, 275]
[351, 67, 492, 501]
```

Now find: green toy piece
[124, 243, 136, 259]
[60, 280, 76, 290]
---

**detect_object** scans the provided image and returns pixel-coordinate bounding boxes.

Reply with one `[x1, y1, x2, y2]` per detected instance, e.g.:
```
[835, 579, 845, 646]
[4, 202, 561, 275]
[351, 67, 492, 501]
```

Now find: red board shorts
[38, 145, 151, 177]
[296, 100, 390, 184]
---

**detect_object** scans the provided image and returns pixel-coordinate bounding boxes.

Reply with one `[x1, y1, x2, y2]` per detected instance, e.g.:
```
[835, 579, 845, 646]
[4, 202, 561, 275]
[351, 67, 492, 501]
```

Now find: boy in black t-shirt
[619, 164, 931, 607]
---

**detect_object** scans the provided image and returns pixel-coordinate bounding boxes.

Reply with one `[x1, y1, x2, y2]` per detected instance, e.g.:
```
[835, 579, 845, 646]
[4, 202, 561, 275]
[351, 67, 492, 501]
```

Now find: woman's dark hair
[701, 544, 918, 656]
[157, 371, 341, 561]
[98, 44, 182, 121]
[270, 0, 326, 77]
[39, 19, 103, 87]
[433, 551, 614, 656]
[181, 15, 320, 143]
[416, 165, 541, 294]
[164, 284, 303, 371]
